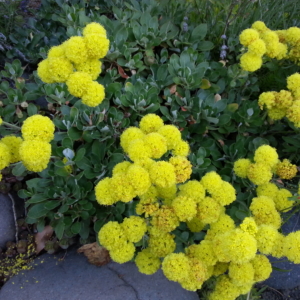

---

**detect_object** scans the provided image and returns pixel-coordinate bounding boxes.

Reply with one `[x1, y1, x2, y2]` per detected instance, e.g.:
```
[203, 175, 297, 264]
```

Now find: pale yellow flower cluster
[37, 22, 109, 107]
[258, 73, 300, 127]
[239, 21, 300, 72]
[0, 115, 55, 174]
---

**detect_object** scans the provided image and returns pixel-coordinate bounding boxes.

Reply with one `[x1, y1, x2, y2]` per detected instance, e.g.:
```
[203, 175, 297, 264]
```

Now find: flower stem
[2, 121, 21, 130]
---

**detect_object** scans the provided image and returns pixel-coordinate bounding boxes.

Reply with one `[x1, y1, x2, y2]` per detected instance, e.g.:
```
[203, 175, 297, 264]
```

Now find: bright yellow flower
[19, 140, 51, 172]
[149, 161, 176, 188]
[0, 136, 22, 163]
[169, 156, 192, 183]
[120, 127, 145, 153]
[162, 253, 190, 283]
[172, 195, 197, 222]
[0, 143, 11, 170]
[254, 145, 278, 168]
[21, 115, 55, 142]
[66, 72, 93, 98]
[240, 52, 262, 72]
[95, 178, 116, 205]
[81, 81, 105, 107]
[139, 114, 164, 134]
[275, 159, 297, 180]
[239, 29, 260, 46]
[75, 58, 102, 80]
[83, 22, 107, 37]
[65, 36, 88, 64]
[233, 158, 251, 178]
[135, 248, 161, 275]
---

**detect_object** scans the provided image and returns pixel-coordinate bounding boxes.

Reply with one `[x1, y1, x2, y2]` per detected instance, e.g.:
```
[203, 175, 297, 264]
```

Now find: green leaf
[198, 41, 214, 51]
[62, 138, 73, 149]
[191, 24, 207, 41]
[79, 220, 90, 239]
[71, 222, 82, 234]
[74, 148, 86, 162]
[55, 167, 70, 177]
[68, 127, 82, 140]
[44, 200, 61, 210]
[116, 202, 125, 214]
[272, 267, 292, 272]
[12, 163, 27, 177]
[55, 219, 65, 240]
[92, 140, 103, 156]
[27, 103, 38, 116]
[27, 203, 49, 219]
[180, 231, 189, 242]
[18, 189, 32, 198]
[58, 205, 69, 214]
[27, 194, 49, 204]
[70, 107, 78, 123]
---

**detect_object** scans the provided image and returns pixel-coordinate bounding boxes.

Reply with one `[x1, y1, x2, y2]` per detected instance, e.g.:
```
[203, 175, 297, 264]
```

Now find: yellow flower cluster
[239, 21, 300, 72]
[98, 217, 146, 263]
[275, 159, 297, 179]
[95, 118, 300, 298]
[0, 115, 54, 173]
[37, 22, 109, 107]
[258, 73, 300, 127]
[234, 144, 278, 185]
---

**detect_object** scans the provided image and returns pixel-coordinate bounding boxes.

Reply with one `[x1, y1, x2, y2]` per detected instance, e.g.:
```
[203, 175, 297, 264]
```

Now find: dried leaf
[35, 225, 53, 254]
[117, 65, 129, 79]
[200, 79, 211, 89]
[77, 243, 111, 266]
[214, 94, 222, 101]
[169, 84, 177, 95]
[218, 139, 225, 147]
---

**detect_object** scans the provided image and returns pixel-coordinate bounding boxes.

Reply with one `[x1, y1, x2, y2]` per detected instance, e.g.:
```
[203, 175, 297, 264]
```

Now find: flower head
[84, 34, 110, 59]
[0, 136, 22, 163]
[66, 72, 93, 98]
[247, 163, 272, 185]
[251, 254, 272, 282]
[21, 115, 55, 142]
[121, 216, 147, 243]
[233, 158, 251, 178]
[239, 29, 260, 46]
[0, 143, 11, 170]
[95, 178, 116, 205]
[139, 114, 164, 134]
[19, 140, 51, 172]
[240, 52, 262, 72]
[151, 205, 179, 232]
[65, 36, 88, 64]
[81, 81, 105, 107]
[149, 161, 176, 188]
[172, 195, 197, 222]
[276, 159, 297, 180]
[75, 58, 102, 80]
[169, 156, 192, 183]
[162, 253, 190, 282]
[135, 248, 161, 275]
[83, 22, 107, 37]
[254, 145, 278, 168]
[157, 125, 181, 150]
[120, 127, 145, 153]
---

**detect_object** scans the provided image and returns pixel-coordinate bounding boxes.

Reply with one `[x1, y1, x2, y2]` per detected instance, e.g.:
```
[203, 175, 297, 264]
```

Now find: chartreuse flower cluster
[37, 22, 109, 107]
[239, 21, 300, 71]
[0, 115, 54, 174]
[258, 73, 300, 127]
[234, 144, 297, 185]
[93, 114, 300, 299]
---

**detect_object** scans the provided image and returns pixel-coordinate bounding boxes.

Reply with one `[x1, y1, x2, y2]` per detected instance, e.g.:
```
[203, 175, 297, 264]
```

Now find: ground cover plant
[1, 0, 300, 299]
